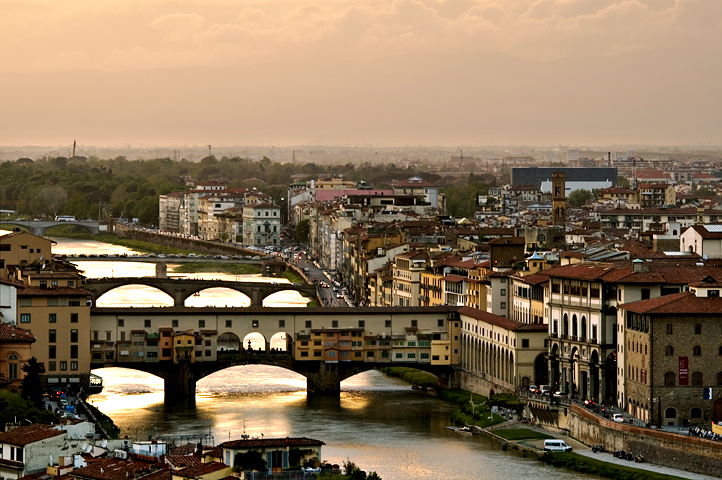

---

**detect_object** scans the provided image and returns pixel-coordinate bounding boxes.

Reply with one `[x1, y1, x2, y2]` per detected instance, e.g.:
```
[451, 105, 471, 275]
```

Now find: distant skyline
[2, 0, 720, 147]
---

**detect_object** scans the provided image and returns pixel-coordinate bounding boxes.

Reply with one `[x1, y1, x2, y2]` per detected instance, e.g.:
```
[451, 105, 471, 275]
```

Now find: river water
[48, 236, 587, 480]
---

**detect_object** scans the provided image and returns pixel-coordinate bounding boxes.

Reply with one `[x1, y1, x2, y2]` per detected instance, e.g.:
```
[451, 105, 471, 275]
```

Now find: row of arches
[219, 332, 290, 353]
[562, 313, 588, 340]
[96, 285, 311, 308]
[460, 334, 546, 388]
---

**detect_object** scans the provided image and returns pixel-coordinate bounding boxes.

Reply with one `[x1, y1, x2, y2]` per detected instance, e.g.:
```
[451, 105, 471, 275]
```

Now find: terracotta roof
[0, 322, 35, 343]
[0, 424, 64, 446]
[488, 237, 525, 245]
[620, 291, 722, 314]
[457, 307, 524, 331]
[71, 456, 163, 480]
[686, 224, 722, 239]
[174, 462, 229, 479]
[513, 274, 550, 285]
[165, 457, 202, 470]
[18, 286, 91, 296]
[219, 437, 324, 449]
[443, 275, 467, 283]
[514, 323, 549, 331]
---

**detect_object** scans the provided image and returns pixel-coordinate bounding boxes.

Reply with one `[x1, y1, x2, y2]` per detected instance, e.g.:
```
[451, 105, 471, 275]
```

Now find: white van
[544, 439, 573, 452]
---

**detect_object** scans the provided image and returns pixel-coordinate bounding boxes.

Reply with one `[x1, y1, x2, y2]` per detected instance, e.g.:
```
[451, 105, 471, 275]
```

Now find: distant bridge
[82, 277, 319, 307]
[69, 255, 263, 265]
[0, 220, 100, 236]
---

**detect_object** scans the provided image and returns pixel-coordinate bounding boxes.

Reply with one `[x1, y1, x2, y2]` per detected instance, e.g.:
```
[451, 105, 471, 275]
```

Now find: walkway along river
[52, 237, 594, 480]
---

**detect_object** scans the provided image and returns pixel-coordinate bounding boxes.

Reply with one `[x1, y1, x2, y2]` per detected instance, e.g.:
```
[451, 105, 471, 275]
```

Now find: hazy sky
[2, 0, 721, 147]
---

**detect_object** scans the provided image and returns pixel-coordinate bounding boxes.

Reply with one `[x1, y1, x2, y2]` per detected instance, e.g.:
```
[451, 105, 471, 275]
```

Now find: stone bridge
[82, 277, 319, 307]
[0, 220, 100, 236]
[95, 352, 457, 402]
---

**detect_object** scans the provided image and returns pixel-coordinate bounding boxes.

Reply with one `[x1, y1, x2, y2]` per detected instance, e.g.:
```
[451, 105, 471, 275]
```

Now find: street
[293, 251, 348, 308]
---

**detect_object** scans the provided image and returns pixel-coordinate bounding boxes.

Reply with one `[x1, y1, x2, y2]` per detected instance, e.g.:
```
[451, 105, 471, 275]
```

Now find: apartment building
[242, 203, 281, 246]
[0, 232, 54, 278]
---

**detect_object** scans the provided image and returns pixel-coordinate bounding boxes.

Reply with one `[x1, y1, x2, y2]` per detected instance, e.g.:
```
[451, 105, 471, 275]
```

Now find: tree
[20, 357, 44, 409]
[233, 450, 266, 471]
[697, 187, 716, 196]
[568, 189, 593, 207]
[617, 175, 631, 188]
[296, 219, 310, 242]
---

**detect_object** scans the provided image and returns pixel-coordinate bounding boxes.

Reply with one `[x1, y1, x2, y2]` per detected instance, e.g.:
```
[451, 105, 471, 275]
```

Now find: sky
[1, 0, 721, 148]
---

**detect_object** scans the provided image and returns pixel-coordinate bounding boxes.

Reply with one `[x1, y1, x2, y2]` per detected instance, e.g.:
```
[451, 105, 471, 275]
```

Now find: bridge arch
[243, 332, 268, 352]
[262, 289, 314, 307]
[184, 287, 251, 307]
[217, 332, 241, 353]
[95, 284, 175, 307]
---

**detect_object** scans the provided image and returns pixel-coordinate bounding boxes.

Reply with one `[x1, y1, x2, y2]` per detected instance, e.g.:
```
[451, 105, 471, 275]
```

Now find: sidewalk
[489, 422, 720, 480]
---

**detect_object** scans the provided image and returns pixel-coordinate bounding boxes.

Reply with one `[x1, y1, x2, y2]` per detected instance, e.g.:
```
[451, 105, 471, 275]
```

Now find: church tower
[552, 171, 567, 227]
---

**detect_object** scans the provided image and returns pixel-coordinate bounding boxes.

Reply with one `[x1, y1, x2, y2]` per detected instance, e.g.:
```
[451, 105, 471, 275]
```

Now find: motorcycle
[613, 449, 625, 458]
[634, 454, 645, 463]
[591, 445, 604, 453]
[625, 452, 634, 461]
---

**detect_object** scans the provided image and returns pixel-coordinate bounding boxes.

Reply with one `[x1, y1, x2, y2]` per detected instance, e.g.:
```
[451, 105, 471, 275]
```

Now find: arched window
[691, 407, 702, 419]
[665, 407, 676, 419]
[692, 372, 703, 386]
[572, 314, 578, 337]
[717, 372, 722, 386]
[695, 324, 702, 334]
[665, 372, 675, 386]
[563, 314, 569, 336]
[693, 346, 702, 356]
[719, 345, 722, 356]
[665, 346, 674, 356]
[581, 316, 587, 340]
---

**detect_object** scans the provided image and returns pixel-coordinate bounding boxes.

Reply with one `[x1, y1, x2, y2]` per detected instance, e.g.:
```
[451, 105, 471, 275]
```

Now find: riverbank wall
[567, 403, 722, 476]
[456, 369, 515, 397]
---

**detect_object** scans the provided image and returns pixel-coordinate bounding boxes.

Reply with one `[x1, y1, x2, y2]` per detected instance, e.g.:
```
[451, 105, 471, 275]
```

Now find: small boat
[446, 426, 473, 434]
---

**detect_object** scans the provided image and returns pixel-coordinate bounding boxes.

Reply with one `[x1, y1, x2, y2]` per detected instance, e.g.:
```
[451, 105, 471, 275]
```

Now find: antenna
[207, 145, 212, 157]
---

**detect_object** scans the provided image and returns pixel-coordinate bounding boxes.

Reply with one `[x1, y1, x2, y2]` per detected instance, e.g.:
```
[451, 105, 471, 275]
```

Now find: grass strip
[282, 270, 306, 284]
[541, 452, 687, 480]
[172, 263, 261, 275]
[494, 428, 554, 441]
[378, 367, 438, 388]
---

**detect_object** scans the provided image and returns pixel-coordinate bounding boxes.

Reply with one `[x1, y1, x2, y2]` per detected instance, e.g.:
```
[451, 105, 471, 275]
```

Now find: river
[49, 236, 587, 480]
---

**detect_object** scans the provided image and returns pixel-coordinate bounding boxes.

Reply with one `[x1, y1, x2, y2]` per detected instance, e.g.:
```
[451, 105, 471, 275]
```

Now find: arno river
[51, 237, 589, 480]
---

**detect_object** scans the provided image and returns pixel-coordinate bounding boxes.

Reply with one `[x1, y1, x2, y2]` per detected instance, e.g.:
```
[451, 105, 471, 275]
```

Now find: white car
[613, 413, 624, 423]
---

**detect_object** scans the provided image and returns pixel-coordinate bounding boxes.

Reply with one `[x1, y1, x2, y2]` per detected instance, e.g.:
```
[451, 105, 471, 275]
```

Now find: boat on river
[446, 426, 473, 434]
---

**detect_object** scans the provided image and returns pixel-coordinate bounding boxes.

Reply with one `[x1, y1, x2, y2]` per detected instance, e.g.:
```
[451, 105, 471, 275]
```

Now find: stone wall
[568, 403, 722, 476]
[457, 369, 514, 397]
[116, 225, 259, 257]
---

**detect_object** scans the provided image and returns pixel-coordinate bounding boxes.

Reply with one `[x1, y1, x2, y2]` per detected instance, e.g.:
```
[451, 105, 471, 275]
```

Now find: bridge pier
[304, 362, 342, 396]
[162, 362, 198, 404]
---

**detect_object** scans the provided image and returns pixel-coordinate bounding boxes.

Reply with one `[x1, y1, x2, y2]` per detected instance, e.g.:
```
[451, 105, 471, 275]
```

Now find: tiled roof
[620, 291, 722, 314]
[165, 457, 202, 470]
[0, 424, 64, 446]
[686, 224, 722, 239]
[488, 237, 525, 245]
[220, 437, 324, 449]
[18, 286, 91, 296]
[71, 456, 162, 480]
[457, 307, 525, 331]
[174, 462, 228, 479]
[443, 275, 467, 283]
[0, 322, 35, 343]
[512, 274, 550, 285]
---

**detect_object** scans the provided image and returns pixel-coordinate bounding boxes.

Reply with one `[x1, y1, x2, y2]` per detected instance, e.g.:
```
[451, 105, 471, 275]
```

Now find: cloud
[151, 12, 205, 41]
[0, 0, 720, 72]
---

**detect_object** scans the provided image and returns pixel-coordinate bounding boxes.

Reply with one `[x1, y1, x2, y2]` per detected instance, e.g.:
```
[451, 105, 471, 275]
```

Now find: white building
[242, 203, 281, 246]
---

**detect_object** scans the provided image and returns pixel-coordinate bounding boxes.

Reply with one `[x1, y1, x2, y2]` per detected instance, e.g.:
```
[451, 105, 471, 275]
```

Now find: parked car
[528, 384, 538, 394]
[544, 439, 573, 452]
[613, 413, 625, 423]
[553, 391, 568, 398]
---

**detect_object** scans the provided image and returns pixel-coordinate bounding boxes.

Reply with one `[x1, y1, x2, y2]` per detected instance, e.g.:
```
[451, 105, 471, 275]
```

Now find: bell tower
[552, 171, 567, 227]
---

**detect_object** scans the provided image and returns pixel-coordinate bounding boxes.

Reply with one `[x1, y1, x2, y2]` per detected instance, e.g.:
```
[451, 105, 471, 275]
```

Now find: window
[641, 288, 651, 300]
[19, 298, 31, 307]
[691, 407, 702, 419]
[695, 324, 702, 334]
[666, 324, 673, 334]
[70, 313, 78, 322]
[395, 353, 402, 359]
[665, 345, 674, 356]
[143, 319, 151, 328]
[8, 363, 17, 380]
[226, 320, 232, 328]
[279, 319, 285, 328]
[328, 351, 336, 357]
[385, 320, 392, 328]
[48, 361, 56, 371]
[500, 302, 506, 309]
[693, 346, 702, 356]
[49, 345, 56, 359]
[500, 289, 506, 296]
[551, 283, 560, 293]
[205, 349, 211, 357]
[70, 361, 78, 370]
[301, 351, 309, 357]
[407, 353, 416, 359]
[437, 319, 444, 327]
[521, 339, 529, 348]
[305, 320, 312, 328]
[665, 407, 676, 419]
[20, 314, 30, 323]
[70, 345, 78, 359]
[107, 331, 112, 341]
[692, 372, 703, 386]
[49, 313, 56, 323]
[47, 329, 57, 343]
[332, 320, 338, 327]
[590, 288, 600, 298]
[60, 361, 67, 371]
[118, 319, 124, 327]
[665, 372, 675, 386]
[359, 320, 365, 328]
[71, 329, 78, 342]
